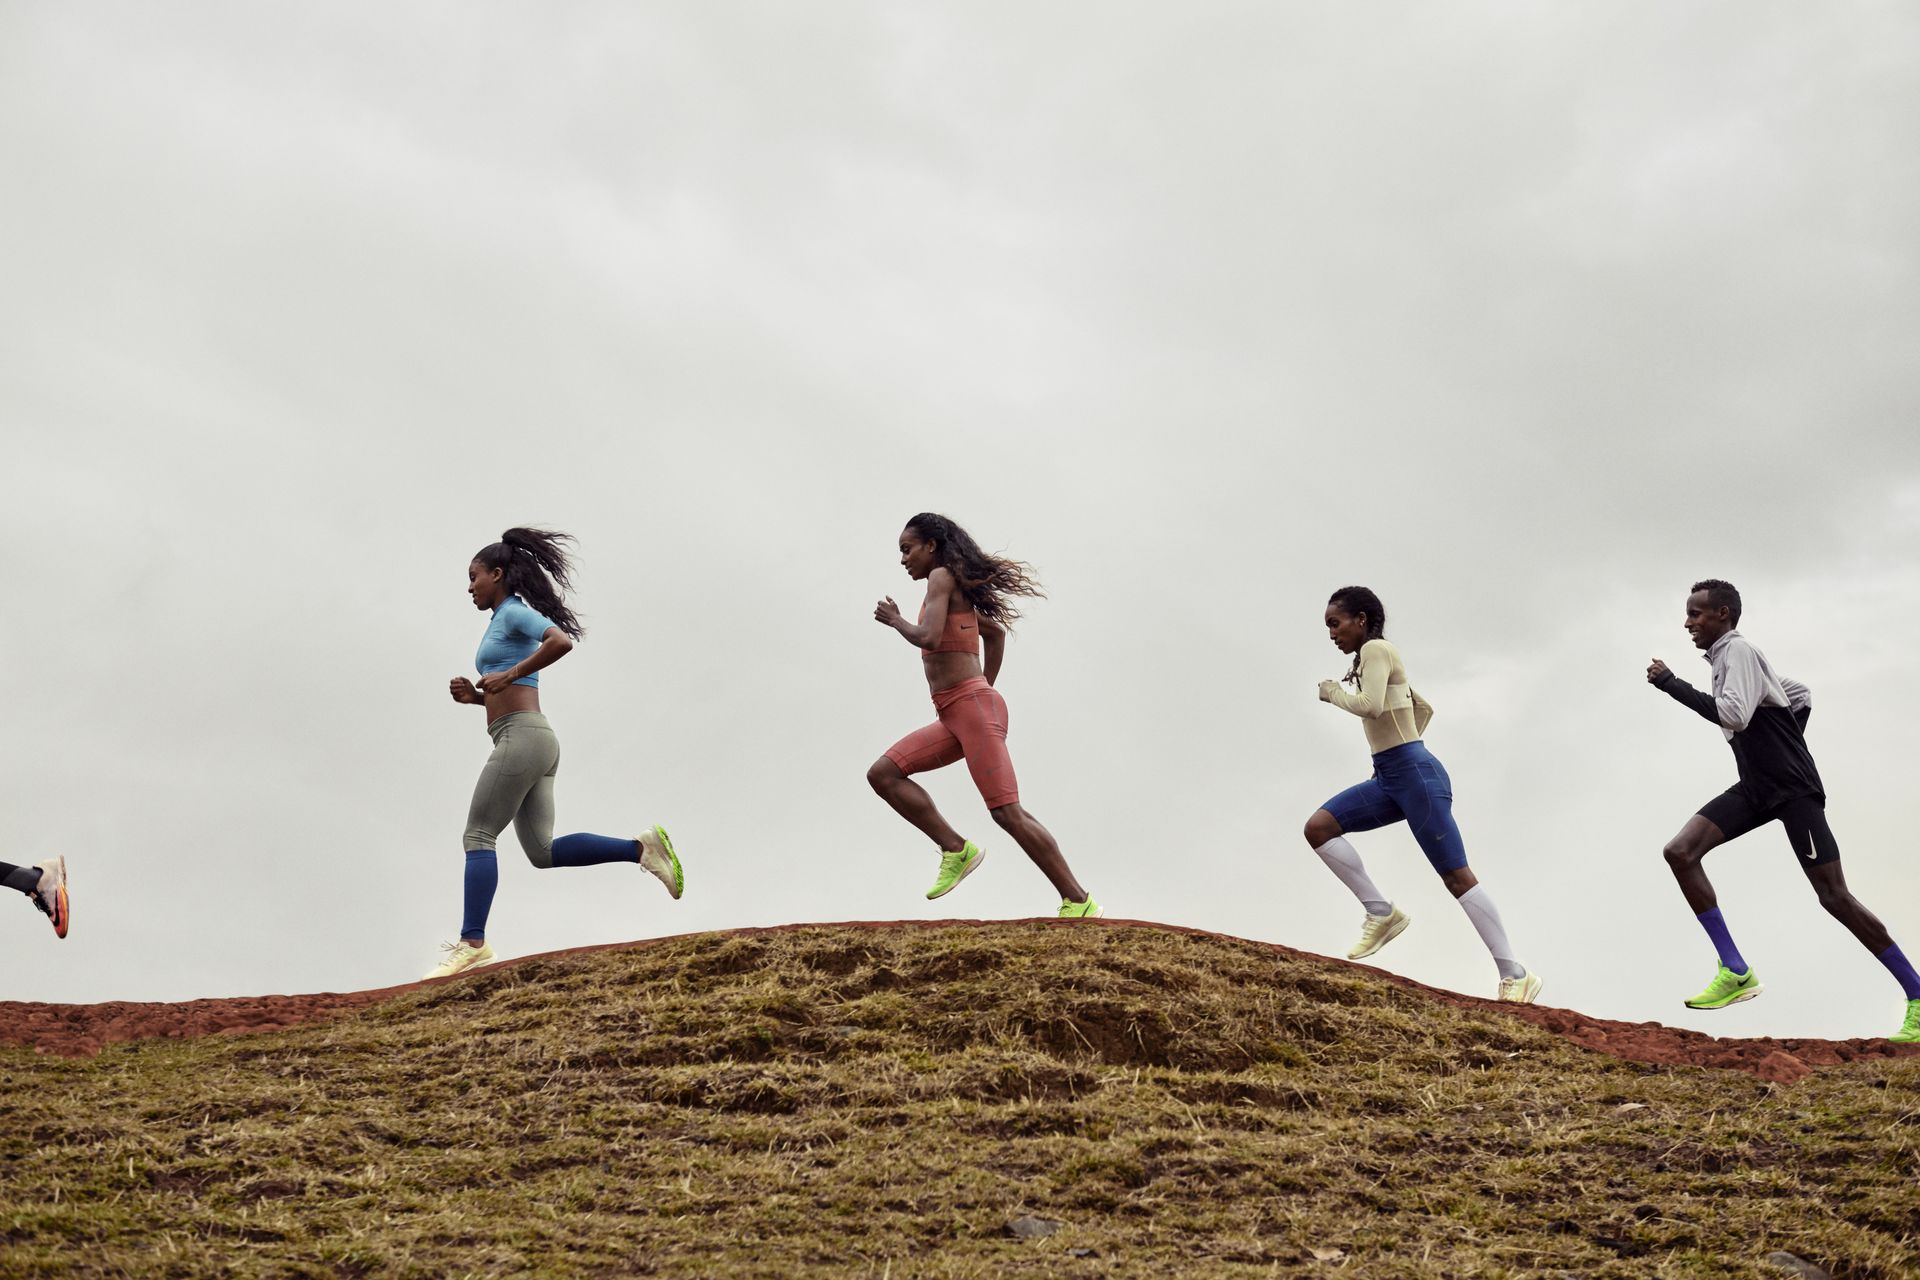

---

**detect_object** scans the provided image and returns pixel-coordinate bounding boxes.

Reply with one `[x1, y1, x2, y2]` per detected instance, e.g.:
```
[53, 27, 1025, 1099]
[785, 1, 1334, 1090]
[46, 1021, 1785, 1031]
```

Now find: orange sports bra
[918, 598, 981, 656]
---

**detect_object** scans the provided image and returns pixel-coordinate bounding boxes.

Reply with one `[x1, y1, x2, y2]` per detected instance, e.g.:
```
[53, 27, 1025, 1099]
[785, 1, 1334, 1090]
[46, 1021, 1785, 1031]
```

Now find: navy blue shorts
[1320, 740, 1468, 874]
[1698, 787, 1839, 868]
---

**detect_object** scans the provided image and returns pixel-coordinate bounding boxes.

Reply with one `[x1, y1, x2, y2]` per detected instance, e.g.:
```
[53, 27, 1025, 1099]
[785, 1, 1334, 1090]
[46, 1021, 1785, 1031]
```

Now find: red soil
[4, 920, 1914, 1084]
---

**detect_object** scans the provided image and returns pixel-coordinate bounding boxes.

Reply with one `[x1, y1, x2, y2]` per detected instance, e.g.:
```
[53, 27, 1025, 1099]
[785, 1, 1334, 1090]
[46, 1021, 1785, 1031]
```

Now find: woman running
[2, 857, 66, 937]
[1305, 586, 1541, 1002]
[427, 527, 683, 979]
[868, 513, 1100, 918]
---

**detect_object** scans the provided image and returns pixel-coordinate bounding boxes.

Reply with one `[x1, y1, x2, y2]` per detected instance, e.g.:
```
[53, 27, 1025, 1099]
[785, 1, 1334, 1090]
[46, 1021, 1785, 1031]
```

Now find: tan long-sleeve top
[1318, 639, 1433, 755]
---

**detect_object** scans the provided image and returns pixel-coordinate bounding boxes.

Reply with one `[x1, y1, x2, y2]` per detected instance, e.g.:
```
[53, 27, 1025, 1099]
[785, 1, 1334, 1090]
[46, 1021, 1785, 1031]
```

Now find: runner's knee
[1304, 810, 1341, 847]
[1809, 880, 1848, 915]
[523, 840, 554, 870]
[1663, 838, 1702, 870]
[867, 758, 902, 793]
[990, 803, 1024, 831]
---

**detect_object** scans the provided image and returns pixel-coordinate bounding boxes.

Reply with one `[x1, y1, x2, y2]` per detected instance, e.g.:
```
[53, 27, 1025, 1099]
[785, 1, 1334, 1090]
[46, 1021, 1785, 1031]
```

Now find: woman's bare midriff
[923, 651, 983, 693]
[485, 685, 542, 725]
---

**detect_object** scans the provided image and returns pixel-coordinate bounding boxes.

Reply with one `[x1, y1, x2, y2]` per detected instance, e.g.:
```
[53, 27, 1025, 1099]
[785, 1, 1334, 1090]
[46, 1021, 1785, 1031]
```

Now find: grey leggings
[465, 712, 561, 868]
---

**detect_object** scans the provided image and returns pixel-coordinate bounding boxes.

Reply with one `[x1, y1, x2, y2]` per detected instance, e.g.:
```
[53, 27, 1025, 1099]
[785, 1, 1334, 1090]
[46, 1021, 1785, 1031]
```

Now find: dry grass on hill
[3, 921, 1918, 1278]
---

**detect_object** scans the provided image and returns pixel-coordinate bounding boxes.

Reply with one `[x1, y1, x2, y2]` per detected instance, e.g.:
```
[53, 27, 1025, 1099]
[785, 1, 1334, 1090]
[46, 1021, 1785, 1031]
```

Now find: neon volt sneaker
[926, 841, 985, 900]
[1890, 998, 1920, 1044]
[424, 939, 496, 980]
[1347, 905, 1409, 960]
[1684, 964, 1762, 1010]
[638, 826, 683, 900]
[32, 857, 68, 939]
[1057, 896, 1103, 919]
[1498, 970, 1544, 1004]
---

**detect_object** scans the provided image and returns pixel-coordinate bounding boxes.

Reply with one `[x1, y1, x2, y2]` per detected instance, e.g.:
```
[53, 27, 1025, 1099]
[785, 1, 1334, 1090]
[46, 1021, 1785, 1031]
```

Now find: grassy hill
[3, 921, 1917, 1278]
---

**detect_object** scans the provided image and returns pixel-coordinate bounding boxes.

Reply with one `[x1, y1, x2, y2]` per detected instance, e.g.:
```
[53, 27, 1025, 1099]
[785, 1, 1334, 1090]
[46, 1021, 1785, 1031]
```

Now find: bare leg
[867, 758, 965, 853]
[1805, 862, 1895, 954]
[990, 802, 1087, 902]
[1663, 815, 1727, 914]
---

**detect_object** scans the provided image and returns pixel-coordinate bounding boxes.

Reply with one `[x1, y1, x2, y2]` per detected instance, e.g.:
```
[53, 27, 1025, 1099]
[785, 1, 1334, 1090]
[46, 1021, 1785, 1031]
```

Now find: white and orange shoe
[32, 857, 68, 939]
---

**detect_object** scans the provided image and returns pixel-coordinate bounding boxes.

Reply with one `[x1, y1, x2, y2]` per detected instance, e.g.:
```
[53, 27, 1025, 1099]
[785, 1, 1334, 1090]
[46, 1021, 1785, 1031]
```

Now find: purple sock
[550, 832, 640, 868]
[1696, 907, 1749, 974]
[1877, 944, 1920, 1000]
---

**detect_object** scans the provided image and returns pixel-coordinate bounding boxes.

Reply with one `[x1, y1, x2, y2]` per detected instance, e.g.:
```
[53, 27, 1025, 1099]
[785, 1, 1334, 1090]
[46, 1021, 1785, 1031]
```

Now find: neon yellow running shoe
[423, 939, 496, 980]
[1684, 964, 1762, 1010]
[1498, 970, 1544, 1004]
[1890, 998, 1920, 1044]
[1057, 896, 1102, 919]
[1347, 905, 1409, 960]
[926, 841, 984, 900]
[638, 825, 683, 900]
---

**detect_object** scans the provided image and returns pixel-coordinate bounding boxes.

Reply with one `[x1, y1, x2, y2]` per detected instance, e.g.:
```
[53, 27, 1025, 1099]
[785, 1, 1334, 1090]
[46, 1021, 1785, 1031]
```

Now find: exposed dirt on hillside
[5, 918, 1913, 1082]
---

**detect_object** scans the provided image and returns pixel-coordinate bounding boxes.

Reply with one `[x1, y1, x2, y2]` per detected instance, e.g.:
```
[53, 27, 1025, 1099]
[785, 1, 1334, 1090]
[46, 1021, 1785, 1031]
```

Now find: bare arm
[449, 676, 487, 707]
[981, 617, 1005, 685]
[476, 628, 574, 696]
[874, 568, 954, 649]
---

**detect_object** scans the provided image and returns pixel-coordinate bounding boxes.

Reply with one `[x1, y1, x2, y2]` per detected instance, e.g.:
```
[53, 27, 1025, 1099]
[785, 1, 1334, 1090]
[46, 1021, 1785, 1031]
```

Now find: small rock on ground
[1766, 1251, 1832, 1280]
[1004, 1215, 1062, 1240]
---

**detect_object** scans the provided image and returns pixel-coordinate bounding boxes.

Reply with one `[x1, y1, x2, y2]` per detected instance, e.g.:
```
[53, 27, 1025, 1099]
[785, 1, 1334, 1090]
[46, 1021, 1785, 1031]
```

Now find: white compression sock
[1313, 837, 1391, 917]
[1458, 885, 1525, 980]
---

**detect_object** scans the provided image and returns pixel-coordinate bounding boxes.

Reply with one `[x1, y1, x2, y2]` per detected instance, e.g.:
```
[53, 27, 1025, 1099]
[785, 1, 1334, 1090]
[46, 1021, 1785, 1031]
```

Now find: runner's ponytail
[905, 512, 1046, 629]
[474, 527, 585, 639]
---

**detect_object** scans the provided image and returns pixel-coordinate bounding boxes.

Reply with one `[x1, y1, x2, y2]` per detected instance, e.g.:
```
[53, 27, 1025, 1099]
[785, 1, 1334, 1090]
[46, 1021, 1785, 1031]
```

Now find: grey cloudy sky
[3, 2, 1917, 1040]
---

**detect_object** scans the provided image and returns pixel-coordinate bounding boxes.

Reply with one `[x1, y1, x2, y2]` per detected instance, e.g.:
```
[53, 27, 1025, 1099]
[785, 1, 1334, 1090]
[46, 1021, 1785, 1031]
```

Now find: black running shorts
[1697, 788, 1840, 868]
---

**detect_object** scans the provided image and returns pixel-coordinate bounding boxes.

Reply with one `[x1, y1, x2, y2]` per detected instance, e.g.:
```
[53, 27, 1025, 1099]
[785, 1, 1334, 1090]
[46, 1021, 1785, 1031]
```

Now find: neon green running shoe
[1890, 999, 1920, 1044]
[638, 825, 683, 900]
[926, 841, 984, 900]
[1684, 964, 1762, 1010]
[1057, 896, 1103, 919]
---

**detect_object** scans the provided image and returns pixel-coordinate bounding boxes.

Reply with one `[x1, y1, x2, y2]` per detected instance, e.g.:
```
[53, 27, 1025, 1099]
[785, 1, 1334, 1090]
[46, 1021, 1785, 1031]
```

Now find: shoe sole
[1685, 985, 1763, 1010]
[41, 858, 68, 939]
[424, 946, 497, 980]
[644, 825, 684, 900]
[926, 848, 984, 900]
[1347, 912, 1408, 960]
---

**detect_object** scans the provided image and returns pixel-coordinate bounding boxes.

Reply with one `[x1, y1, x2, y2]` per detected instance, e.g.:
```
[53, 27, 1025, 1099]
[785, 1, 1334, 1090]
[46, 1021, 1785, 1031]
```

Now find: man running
[1649, 578, 1919, 1041]
[2, 857, 67, 937]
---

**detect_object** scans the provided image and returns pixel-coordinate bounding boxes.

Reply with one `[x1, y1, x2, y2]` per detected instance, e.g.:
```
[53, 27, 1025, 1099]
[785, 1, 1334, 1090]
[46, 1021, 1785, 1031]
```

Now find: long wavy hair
[905, 512, 1045, 629]
[473, 527, 585, 640]
[1328, 585, 1386, 688]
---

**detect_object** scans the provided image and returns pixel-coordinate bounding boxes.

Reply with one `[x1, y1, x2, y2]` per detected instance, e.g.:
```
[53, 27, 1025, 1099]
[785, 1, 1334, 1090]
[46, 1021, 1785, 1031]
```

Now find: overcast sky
[3, 2, 1917, 1041]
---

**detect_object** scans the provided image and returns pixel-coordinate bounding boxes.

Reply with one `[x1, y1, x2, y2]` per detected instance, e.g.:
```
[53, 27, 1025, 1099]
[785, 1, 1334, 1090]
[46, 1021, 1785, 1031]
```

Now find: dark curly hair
[1690, 578, 1742, 627]
[473, 527, 584, 640]
[904, 513, 1045, 629]
[1328, 585, 1387, 688]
